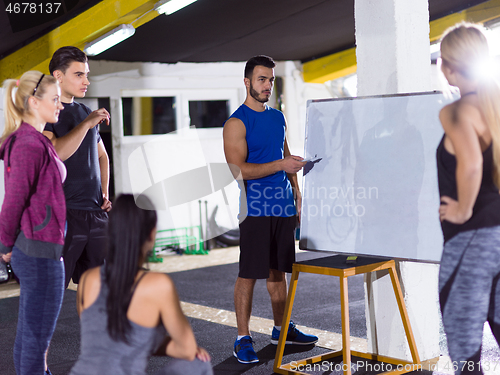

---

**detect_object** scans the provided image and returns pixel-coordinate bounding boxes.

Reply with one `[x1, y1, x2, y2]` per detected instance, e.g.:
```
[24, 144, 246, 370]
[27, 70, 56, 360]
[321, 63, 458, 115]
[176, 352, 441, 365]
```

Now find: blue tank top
[227, 104, 295, 217]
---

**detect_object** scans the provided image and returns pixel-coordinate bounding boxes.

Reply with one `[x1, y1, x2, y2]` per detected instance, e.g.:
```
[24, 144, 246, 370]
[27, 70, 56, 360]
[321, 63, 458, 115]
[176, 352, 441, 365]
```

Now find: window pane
[189, 100, 229, 128]
[122, 97, 176, 135]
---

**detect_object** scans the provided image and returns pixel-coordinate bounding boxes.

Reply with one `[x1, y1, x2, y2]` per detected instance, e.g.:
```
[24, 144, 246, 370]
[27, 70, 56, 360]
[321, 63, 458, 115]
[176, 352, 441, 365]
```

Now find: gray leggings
[439, 227, 500, 375]
[153, 358, 213, 375]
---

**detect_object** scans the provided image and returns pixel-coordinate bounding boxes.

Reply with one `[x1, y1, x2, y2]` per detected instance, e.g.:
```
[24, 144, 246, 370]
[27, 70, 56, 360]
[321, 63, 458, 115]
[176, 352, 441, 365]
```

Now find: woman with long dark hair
[69, 194, 212, 375]
[0, 71, 66, 375]
[437, 23, 500, 374]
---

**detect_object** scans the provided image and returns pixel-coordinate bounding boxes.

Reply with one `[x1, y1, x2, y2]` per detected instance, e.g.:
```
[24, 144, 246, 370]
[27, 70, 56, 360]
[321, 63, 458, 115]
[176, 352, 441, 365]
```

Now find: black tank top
[436, 135, 500, 242]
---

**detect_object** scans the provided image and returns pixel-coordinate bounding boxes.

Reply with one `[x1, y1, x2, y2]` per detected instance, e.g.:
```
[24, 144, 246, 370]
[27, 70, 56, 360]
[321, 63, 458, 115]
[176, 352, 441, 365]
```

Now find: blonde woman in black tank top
[70, 194, 212, 375]
[437, 23, 500, 375]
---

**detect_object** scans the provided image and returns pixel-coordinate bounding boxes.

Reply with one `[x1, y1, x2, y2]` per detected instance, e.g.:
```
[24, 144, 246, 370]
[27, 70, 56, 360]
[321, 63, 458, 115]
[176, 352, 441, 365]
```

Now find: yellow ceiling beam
[303, 0, 500, 84]
[429, 0, 500, 41]
[466, 0, 500, 24]
[429, 13, 467, 42]
[0, 0, 161, 82]
[303, 47, 357, 84]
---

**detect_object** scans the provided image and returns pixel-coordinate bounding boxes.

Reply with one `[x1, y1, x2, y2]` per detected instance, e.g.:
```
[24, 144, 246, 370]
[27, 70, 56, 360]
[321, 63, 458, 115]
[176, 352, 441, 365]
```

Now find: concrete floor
[0, 245, 499, 374]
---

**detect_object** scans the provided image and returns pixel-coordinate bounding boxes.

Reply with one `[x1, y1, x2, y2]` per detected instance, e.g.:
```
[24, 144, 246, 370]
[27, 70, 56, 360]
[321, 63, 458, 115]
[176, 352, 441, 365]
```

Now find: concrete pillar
[355, 0, 441, 361]
[356, 0, 431, 95]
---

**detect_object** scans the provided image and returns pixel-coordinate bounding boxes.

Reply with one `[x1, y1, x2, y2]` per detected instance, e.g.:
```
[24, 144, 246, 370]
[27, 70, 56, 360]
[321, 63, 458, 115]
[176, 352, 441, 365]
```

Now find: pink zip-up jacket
[0, 122, 66, 260]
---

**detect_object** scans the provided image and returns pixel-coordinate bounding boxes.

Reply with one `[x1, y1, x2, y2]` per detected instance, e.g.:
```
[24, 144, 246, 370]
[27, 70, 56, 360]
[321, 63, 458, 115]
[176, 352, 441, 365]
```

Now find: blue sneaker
[271, 321, 318, 345]
[233, 336, 259, 364]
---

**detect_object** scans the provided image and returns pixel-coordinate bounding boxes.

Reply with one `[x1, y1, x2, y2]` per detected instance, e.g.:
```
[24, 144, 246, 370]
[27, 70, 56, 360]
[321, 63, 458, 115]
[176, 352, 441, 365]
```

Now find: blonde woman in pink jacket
[0, 71, 65, 375]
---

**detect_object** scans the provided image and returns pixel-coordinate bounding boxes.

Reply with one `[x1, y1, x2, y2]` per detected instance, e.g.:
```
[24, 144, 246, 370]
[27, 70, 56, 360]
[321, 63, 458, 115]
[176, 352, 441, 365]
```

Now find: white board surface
[300, 92, 453, 263]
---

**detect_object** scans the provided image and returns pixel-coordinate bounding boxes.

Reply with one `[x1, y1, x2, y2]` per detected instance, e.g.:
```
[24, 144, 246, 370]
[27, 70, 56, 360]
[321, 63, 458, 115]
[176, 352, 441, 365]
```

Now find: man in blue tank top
[223, 55, 318, 364]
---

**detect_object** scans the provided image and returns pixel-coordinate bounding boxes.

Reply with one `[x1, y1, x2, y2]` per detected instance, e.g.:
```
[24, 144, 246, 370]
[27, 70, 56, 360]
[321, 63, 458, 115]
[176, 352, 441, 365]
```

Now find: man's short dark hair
[244, 55, 275, 79]
[49, 46, 88, 75]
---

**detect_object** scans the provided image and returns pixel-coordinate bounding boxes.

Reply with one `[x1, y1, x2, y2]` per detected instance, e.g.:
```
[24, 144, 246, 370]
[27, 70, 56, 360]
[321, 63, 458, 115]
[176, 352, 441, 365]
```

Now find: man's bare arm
[223, 118, 305, 180]
[43, 108, 109, 161]
[284, 138, 302, 222]
[98, 140, 112, 212]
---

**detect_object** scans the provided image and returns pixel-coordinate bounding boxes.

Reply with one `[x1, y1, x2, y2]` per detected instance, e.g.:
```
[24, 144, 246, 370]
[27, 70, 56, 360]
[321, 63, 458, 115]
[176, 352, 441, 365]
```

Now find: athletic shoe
[271, 321, 319, 345]
[233, 336, 259, 364]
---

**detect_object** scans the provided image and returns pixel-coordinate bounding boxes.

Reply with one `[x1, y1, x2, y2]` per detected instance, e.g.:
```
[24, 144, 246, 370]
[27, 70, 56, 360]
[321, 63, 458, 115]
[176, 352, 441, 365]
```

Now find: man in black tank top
[43, 47, 111, 289]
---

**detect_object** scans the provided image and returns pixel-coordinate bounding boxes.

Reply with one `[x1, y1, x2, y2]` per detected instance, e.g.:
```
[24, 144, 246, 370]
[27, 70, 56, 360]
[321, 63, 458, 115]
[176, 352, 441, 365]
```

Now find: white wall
[85, 60, 332, 235]
[0, 60, 445, 236]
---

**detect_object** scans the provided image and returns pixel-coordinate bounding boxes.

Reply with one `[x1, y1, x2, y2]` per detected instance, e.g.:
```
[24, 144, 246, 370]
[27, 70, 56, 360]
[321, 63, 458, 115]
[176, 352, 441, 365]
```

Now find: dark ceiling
[0, 0, 489, 64]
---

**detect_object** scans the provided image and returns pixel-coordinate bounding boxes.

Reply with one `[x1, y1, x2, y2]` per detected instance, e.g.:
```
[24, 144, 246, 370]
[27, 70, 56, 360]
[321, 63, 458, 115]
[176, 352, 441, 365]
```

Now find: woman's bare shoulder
[139, 272, 175, 295]
[82, 267, 101, 287]
[142, 271, 172, 281]
[439, 101, 456, 120]
[78, 267, 102, 312]
[440, 99, 481, 129]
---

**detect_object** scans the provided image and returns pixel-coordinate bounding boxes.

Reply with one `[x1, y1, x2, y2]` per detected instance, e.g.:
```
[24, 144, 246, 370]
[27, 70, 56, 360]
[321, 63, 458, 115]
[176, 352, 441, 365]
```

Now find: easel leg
[340, 276, 352, 375]
[388, 265, 420, 364]
[274, 268, 300, 373]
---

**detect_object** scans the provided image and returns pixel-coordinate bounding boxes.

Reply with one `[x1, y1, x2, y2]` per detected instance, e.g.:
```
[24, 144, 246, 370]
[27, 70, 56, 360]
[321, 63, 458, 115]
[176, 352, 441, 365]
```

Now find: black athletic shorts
[63, 208, 108, 287]
[238, 215, 296, 279]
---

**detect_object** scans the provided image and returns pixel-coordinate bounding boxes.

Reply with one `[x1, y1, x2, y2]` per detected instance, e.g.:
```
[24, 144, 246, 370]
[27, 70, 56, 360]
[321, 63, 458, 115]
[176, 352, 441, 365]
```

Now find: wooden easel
[273, 255, 421, 375]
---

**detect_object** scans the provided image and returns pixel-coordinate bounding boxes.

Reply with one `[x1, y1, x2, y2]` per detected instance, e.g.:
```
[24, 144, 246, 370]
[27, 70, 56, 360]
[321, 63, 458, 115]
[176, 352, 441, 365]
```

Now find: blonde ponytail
[2, 71, 57, 143]
[441, 22, 500, 187]
[477, 78, 500, 186]
[2, 79, 23, 142]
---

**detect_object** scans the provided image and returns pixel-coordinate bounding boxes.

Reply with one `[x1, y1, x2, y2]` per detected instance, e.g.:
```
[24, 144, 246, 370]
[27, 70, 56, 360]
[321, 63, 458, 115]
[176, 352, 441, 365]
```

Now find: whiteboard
[300, 92, 453, 263]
